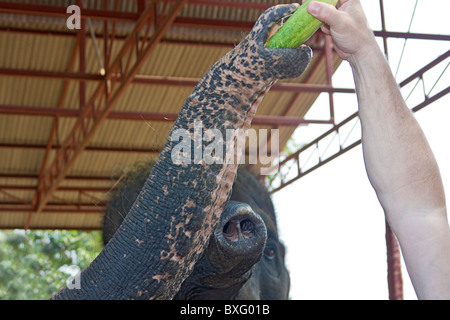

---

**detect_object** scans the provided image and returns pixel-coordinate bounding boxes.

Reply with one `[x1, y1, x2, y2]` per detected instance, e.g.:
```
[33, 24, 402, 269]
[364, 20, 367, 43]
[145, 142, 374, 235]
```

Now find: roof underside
[0, 0, 342, 230]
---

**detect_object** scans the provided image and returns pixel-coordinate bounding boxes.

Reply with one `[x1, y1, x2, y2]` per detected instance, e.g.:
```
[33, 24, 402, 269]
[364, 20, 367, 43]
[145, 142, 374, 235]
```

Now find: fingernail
[308, 2, 320, 16]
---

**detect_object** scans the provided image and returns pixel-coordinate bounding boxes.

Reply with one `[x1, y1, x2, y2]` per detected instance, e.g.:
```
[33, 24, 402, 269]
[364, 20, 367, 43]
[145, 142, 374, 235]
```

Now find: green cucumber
[266, 0, 338, 49]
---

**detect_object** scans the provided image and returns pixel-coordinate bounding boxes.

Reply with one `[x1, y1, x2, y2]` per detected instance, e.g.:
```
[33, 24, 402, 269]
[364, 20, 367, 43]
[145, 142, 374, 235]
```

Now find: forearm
[307, 0, 445, 215]
[351, 42, 450, 299]
[351, 43, 446, 225]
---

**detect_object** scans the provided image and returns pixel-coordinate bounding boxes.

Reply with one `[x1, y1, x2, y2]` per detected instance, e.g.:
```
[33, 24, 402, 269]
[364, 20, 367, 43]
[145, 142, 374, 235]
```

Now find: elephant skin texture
[103, 165, 289, 299]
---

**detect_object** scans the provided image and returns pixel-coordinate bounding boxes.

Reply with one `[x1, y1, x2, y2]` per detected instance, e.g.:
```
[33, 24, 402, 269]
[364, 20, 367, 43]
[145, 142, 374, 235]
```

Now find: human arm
[306, 0, 450, 299]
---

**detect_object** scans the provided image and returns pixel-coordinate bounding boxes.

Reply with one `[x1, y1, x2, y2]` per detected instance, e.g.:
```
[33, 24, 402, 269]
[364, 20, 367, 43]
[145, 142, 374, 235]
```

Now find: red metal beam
[0, 0, 271, 21]
[0, 201, 106, 208]
[0, 1, 139, 22]
[1, 2, 448, 41]
[0, 104, 335, 127]
[0, 205, 105, 214]
[399, 49, 450, 87]
[372, 30, 450, 42]
[0, 173, 115, 182]
[0, 68, 354, 94]
[0, 67, 103, 81]
[174, 16, 253, 30]
[378, 0, 389, 56]
[78, 0, 86, 110]
[131, 74, 353, 94]
[0, 185, 110, 192]
[0, 27, 238, 49]
[324, 35, 335, 123]
[0, 142, 162, 154]
[2, 25, 448, 43]
[385, 220, 403, 300]
[412, 86, 450, 113]
[0, 225, 101, 231]
[187, 0, 271, 9]
[0, 104, 178, 120]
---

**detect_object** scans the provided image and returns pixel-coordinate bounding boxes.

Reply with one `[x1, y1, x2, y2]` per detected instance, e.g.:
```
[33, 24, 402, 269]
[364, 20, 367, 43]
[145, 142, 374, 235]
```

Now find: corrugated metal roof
[0, 0, 342, 230]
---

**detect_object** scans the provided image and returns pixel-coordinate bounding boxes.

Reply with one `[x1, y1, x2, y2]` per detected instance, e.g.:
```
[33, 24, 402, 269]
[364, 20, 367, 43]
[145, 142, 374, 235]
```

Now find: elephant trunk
[173, 202, 267, 300]
[52, 3, 311, 300]
[212, 201, 267, 274]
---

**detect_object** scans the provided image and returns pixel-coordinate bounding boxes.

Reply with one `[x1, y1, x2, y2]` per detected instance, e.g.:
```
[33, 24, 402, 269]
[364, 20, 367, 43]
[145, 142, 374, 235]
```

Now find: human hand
[303, 0, 377, 63]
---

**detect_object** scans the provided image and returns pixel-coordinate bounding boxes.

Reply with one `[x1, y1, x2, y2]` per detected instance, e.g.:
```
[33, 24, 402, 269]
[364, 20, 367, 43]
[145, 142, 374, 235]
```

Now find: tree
[0, 229, 102, 299]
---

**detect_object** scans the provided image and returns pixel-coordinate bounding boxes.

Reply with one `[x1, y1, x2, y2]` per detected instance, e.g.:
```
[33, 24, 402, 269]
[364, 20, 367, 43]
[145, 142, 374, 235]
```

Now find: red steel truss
[269, 49, 450, 192]
[42, 1, 183, 226]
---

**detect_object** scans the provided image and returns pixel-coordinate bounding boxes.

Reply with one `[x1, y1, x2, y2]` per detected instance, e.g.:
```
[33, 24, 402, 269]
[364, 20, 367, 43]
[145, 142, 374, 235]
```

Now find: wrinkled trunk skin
[52, 4, 311, 300]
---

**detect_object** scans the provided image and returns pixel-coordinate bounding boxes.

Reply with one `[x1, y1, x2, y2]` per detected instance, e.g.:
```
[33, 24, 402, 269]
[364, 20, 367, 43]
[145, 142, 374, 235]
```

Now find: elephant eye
[264, 247, 276, 260]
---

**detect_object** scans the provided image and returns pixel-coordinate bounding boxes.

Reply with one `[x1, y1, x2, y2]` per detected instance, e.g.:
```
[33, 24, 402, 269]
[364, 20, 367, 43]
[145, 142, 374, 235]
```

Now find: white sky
[272, 0, 450, 300]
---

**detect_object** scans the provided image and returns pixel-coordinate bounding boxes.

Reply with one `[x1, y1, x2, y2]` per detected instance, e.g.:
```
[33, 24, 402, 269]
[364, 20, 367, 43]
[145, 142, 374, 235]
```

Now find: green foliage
[0, 229, 102, 300]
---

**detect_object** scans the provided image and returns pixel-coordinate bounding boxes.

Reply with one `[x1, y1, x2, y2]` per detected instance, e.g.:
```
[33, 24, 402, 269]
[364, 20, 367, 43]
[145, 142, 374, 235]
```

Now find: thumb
[307, 1, 340, 26]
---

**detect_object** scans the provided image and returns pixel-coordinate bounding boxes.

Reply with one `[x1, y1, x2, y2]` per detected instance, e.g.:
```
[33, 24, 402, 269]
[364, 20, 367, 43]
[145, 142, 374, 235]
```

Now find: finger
[304, 0, 339, 6]
[338, 0, 351, 6]
[307, 1, 340, 26]
[320, 24, 331, 35]
[304, 0, 343, 8]
[337, 0, 351, 9]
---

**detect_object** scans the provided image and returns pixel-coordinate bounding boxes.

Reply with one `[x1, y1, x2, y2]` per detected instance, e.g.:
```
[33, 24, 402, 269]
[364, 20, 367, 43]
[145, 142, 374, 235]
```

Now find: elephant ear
[102, 161, 156, 246]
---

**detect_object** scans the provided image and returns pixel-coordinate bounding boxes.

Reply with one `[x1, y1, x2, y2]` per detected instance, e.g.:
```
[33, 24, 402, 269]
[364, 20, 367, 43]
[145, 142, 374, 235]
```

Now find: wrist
[348, 38, 383, 68]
